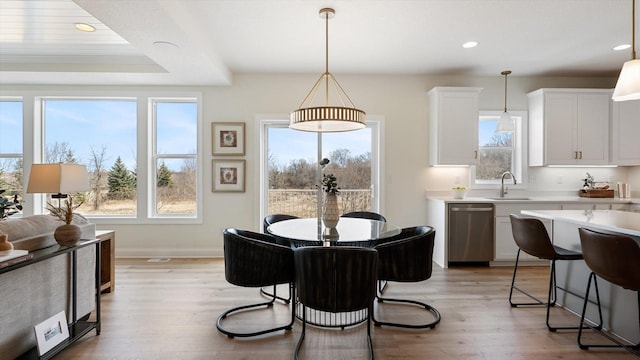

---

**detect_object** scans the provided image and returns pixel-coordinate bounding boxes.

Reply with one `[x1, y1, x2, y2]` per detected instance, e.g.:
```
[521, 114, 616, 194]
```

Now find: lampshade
[612, 0, 640, 101]
[27, 163, 90, 194]
[289, 8, 366, 132]
[496, 70, 515, 133]
[612, 59, 640, 101]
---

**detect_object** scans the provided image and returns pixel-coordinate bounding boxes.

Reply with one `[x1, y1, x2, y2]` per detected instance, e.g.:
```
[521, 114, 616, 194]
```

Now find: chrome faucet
[500, 171, 517, 197]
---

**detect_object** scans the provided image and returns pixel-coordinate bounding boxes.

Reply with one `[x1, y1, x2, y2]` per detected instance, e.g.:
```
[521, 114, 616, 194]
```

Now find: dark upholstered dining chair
[263, 214, 299, 234]
[509, 214, 584, 332]
[341, 211, 387, 222]
[216, 228, 295, 338]
[294, 246, 378, 360]
[577, 227, 640, 355]
[372, 225, 441, 329]
[262, 214, 299, 302]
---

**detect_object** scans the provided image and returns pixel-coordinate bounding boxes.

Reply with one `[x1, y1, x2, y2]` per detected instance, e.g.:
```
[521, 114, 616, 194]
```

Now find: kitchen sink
[486, 197, 532, 201]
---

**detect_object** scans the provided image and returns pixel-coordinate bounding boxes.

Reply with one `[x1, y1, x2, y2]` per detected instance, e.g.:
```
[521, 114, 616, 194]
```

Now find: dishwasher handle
[450, 207, 494, 212]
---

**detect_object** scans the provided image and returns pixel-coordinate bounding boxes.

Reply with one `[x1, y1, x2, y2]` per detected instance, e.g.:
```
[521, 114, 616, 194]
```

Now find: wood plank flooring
[60, 259, 637, 360]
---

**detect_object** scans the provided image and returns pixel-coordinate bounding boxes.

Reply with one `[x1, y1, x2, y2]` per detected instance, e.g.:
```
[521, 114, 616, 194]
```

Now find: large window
[3, 92, 201, 223]
[471, 111, 527, 187]
[0, 99, 23, 210]
[261, 118, 381, 219]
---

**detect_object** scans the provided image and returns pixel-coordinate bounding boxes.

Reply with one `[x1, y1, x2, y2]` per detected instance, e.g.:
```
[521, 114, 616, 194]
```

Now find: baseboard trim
[115, 248, 223, 258]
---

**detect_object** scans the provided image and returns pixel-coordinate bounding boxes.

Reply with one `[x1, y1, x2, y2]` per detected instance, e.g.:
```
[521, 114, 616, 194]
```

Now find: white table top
[521, 209, 640, 237]
[267, 217, 401, 243]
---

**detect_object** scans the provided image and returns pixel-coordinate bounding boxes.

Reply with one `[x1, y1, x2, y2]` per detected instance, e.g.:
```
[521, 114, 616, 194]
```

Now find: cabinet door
[576, 93, 610, 164]
[428, 87, 481, 165]
[495, 216, 550, 261]
[611, 100, 640, 165]
[561, 203, 595, 210]
[544, 93, 577, 165]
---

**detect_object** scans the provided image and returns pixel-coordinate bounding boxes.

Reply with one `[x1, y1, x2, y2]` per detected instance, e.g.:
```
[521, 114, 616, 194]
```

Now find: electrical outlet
[557, 175, 563, 184]
[529, 175, 536, 184]
[454, 175, 461, 184]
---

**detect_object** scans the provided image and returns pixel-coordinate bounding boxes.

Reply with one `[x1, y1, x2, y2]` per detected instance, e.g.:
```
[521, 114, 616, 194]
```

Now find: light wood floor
[60, 258, 637, 360]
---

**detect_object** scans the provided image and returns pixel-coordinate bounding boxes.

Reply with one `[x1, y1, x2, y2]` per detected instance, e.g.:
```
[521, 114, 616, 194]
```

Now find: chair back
[341, 211, 387, 222]
[509, 214, 557, 259]
[294, 246, 378, 313]
[578, 227, 640, 291]
[223, 228, 294, 287]
[374, 226, 435, 282]
[263, 214, 299, 233]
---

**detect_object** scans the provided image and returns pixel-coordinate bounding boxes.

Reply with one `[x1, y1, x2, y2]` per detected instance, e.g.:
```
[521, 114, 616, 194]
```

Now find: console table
[3, 239, 102, 360]
[96, 230, 115, 293]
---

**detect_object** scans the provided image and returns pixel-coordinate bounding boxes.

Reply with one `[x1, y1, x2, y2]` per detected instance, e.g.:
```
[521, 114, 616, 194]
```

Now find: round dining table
[267, 217, 401, 248]
[266, 217, 401, 328]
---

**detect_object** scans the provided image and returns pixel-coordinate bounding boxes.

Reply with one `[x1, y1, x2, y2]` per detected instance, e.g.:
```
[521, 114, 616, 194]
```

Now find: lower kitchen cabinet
[493, 203, 561, 262]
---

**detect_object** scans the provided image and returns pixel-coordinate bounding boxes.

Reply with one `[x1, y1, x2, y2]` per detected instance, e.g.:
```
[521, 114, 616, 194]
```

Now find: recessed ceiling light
[613, 44, 631, 51]
[74, 23, 95, 32]
[462, 41, 478, 48]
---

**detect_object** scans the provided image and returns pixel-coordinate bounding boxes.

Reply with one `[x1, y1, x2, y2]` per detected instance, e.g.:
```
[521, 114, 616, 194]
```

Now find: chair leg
[578, 274, 640, 355]
[545, 260, 581, 332]
[373, 284, 441, 329]
[294, 304, 307, 360]
[367, 305, 374, 360]
[216, 282, 294, 338]
[509, 249, 547, 307]
[260, 283, 292, 304]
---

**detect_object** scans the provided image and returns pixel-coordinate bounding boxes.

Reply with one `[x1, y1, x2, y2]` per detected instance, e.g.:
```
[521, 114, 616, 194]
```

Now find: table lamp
[27, 163, 90, 245]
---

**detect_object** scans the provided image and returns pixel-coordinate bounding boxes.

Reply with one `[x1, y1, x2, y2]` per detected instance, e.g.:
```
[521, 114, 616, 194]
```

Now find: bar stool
[577, 227, 640, 355]
[509, 214, 584, 331]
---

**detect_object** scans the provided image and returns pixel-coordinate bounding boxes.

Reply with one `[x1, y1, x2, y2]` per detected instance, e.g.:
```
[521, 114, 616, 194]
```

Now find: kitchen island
[521, 209, 640, 345]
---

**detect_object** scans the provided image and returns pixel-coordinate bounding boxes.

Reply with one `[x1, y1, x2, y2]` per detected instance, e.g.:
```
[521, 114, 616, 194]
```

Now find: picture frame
[212, 122, 245, 156]
[34, 311, 69, 356]
[212, 159, 246, 192]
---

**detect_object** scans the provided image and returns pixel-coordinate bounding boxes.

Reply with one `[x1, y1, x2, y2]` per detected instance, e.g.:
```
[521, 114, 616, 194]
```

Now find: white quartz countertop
[426, 196, 639, 205]
[521, 209, 640, 237]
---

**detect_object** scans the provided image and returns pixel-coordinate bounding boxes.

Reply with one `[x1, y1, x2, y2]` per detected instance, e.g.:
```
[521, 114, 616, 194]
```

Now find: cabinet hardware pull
[474, 150, 478, 159]
[579, 151, 583, 159]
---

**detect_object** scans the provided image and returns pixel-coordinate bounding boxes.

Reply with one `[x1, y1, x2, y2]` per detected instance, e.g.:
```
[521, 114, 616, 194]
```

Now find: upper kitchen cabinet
[428, 87, 482, 166]
[611, 100, 640, 166]
[528, 89, 611, 166]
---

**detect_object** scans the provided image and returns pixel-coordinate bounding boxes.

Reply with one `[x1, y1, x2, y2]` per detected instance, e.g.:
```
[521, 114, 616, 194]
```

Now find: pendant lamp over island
[289, 8, 366, 132]
[612, 0, 640, 101]
[495, 70, 515, 133]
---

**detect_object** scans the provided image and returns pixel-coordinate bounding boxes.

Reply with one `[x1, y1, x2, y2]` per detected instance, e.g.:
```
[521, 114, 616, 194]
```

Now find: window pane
[322, 129, 372, 213]
[156, 158, 196, 215]
[156, 101, 197, 155]
[44, 99, 137, 216]
[267, 127, 318, 217]
[477, 149, 513, 180]
[0, 101, 22, 153]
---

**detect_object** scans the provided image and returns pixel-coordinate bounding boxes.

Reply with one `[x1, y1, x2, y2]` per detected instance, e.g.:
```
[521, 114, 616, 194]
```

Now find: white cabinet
[611, 100, 640, 166]
[493, 203, 561, 262]
[428, 87, 482, 166]
[528, 89, 611, 166]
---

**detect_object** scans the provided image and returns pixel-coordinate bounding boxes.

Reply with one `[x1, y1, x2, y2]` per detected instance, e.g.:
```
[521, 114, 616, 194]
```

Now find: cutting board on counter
[578, 189, 614, 198]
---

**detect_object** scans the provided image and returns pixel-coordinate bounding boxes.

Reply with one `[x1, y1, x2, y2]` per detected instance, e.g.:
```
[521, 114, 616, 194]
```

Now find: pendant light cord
[503, 73, 508, 112]
[325, 10, 329, 106]
[633, 0, 636, 59]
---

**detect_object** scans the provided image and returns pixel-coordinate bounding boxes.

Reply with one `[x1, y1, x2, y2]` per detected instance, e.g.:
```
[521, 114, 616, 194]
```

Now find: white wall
[6, 73, 636, 257]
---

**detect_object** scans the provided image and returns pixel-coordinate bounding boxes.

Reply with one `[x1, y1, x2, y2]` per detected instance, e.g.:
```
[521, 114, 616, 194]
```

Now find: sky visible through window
[268, 126, 372, 168]
[0, 99, 197, 171]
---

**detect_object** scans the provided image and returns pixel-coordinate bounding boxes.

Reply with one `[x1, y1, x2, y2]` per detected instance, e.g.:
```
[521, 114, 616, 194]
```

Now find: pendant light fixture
[495, 70, 515, 133]
[612, 0, 640, 101]
[289, 8, 366, 132]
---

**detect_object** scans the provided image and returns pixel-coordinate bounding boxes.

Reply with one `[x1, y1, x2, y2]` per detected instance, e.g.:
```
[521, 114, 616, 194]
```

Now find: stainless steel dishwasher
[448, 203, 494, 265]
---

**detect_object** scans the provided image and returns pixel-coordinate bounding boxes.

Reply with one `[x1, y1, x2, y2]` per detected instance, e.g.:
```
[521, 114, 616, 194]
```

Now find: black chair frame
[294, 246, 377, 360]
[372, 226, 441, 329]
[508, 214, 585, 332]
[261, 214, 299, 303]
[216, 229, 295, 338]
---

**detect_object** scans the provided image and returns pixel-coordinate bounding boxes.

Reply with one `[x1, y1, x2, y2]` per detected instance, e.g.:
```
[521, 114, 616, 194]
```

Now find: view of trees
[268, 148, 371, 190]
[476, 133, 513, 180]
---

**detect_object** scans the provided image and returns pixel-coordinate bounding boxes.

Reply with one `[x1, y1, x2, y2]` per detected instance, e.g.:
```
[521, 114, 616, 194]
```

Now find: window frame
[2, 90, 203, 224]
[470, 110, 528, 189]
[257, 115, 384, 228]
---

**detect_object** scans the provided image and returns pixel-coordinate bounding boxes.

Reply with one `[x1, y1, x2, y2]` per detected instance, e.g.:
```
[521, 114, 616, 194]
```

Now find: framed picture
[212, 159, 245, 192]
[34, 311, 69, 356]
[212, 122, 245, 156]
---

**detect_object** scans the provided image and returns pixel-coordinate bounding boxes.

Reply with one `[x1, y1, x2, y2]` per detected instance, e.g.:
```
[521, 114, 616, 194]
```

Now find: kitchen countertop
[426, 195, 639, 205]
[521, 209, 640, 239]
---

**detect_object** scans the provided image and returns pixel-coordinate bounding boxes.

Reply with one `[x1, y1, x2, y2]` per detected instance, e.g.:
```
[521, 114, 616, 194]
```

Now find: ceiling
[0, 0, 637, 86]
